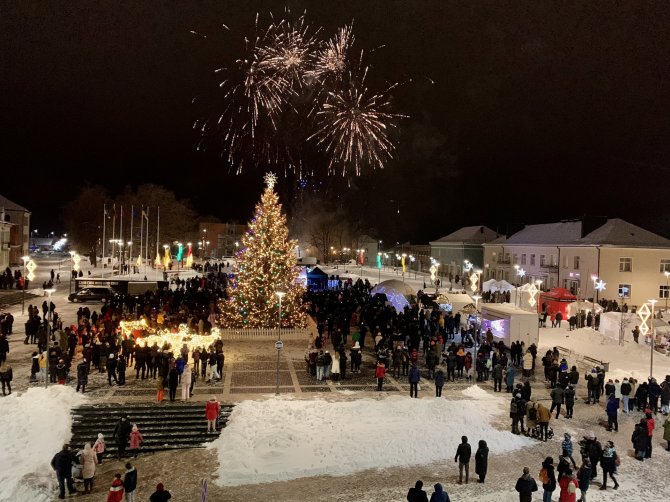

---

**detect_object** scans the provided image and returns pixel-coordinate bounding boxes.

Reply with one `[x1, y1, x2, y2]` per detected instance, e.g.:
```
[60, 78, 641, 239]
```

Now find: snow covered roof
[430, 225, 498, 245]
[0, 194, 30, 213]
[494, 221, 583, 246]
[576, 218, 670, 248]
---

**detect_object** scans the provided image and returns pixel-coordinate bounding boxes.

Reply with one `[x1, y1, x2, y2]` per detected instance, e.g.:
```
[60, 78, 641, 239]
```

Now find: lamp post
[21, 255, 30, 315]
[377, 252, 382, 284]
[275, 291, 286, 395]
[664, 271, 670, 312]
[649, 298, 658, 378]
[69, 250, 76, 294]
[472, 294, 482, 362]
[44, 287, 56, 388]
[410, 255, 416, 279]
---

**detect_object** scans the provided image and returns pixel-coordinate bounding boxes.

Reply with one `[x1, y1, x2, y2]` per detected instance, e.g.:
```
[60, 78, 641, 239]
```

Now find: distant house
[430, 226, 498, 278]
[0, 195, 31, 266]
[483, 218, 670, 308]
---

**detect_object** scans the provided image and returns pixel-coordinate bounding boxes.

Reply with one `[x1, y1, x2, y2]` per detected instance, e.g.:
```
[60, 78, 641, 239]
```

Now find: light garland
[219, 174, 306, 328]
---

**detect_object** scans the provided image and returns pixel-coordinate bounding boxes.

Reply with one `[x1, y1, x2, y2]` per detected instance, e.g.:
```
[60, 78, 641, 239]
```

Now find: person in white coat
[181, 362, 192, 401]
[331, 351, 341, 381]
[522, 351, 534, 378]
[80, 442, 98, 494]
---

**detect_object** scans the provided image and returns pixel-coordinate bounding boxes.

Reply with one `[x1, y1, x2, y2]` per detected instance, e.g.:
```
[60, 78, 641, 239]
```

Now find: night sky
[2, 1, 670, 243]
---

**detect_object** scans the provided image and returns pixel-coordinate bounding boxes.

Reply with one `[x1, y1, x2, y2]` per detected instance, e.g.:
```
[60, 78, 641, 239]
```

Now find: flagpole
[156, 206, 160, 266]
[119, 205, 124, 276]
[110, 204, 116, 278]
[102, 203, 106, 270]
[130, 204, 134, 274]
[145, 207, 149, 277]
[139, 205, 143, 276]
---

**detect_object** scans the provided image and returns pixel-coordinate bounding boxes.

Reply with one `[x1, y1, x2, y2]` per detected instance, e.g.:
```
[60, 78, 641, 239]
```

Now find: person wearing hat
[205, 395, 220, 433]
[599, 441, 619, 490]
[515, 466, 538, 502]
[582, 432, 602, 480]
[454, 435, 471, 484]
[375, 360, 386, 391]
[149, 482, 172, 502]
[93, 433, 106, 464]
[350, 341, 362, 373]
[55, 358, 68, 385]
[106, 473, 124, 502]
[112, 414, 131, 459]
[561, 433, 577, 469]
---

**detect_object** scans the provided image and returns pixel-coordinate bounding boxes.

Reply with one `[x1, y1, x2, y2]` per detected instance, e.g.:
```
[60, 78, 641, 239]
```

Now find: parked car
[68, 287, 114, 303]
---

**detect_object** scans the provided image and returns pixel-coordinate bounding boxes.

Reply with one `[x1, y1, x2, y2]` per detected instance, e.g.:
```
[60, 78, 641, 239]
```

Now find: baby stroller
[529, 424, 554, 441]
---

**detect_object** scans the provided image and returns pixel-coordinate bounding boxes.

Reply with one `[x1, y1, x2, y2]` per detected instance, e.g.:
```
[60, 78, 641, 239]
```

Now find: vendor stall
[480, 304, 539, 348]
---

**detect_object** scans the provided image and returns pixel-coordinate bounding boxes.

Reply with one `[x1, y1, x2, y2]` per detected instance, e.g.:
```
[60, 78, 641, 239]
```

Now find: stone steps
[70, 402, 233, 456]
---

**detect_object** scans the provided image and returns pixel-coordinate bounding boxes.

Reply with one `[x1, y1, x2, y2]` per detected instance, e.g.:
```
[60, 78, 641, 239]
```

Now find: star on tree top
[264, 172, 278, 190]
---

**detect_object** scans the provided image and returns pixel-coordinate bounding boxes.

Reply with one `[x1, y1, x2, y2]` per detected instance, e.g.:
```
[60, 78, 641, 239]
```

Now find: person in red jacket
[375, 361, 386, 391]
[206, 396, 220, 433]
[106, 473, 124, 502]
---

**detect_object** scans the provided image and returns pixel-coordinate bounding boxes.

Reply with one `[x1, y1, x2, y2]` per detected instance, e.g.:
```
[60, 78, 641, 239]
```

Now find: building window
[530, 254, 536, 266]
[563, 256, 568, 268]
[574, 256, 580, 270]
[618, 284, 631, 298]
[492, 252, 497, 263]
[660, 259, 670, 273]
[619, 257, 632, 272]
[521, 254, 526, 265]
[540, 255, 546, 267]
[660, 285, 670, 299]
[505, 253, 510, 263]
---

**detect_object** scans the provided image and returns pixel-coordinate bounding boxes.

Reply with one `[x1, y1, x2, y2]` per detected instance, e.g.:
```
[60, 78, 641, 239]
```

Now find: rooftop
[430, 225, 498, 245]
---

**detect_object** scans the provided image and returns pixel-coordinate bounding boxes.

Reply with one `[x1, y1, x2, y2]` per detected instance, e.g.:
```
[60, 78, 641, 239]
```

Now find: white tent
[434, 293, 475, 315]
[497, 280, 515, 293]
[482, 278, 499, 293]
[371, 280, 417, 312]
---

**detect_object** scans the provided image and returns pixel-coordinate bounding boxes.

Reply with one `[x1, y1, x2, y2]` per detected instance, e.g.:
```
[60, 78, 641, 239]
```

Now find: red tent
[539, 287, 577, 321]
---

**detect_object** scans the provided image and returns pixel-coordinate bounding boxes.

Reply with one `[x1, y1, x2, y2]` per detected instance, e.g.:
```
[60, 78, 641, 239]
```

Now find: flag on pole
[401, 255, 406, 273]
[376, 254, 382, 269]
[163, 247, 171, 269]
[154, 252, 161, 268]
[176, 243, 184, 262]
[186, 244, 193, 268]
[136, 255, 142, 268]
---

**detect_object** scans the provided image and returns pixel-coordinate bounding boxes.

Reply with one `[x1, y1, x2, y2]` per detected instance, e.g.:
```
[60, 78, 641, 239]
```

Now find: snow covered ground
[539, 325, 670, 382]
[209, 386, 532, 486]
[0, 386, 86, 502]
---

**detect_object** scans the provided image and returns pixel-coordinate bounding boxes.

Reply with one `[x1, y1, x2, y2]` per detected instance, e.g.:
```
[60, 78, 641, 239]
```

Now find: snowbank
[0, 386, 86, 502]
[209, 391, 531, 486]
[539, 326, 670, 381]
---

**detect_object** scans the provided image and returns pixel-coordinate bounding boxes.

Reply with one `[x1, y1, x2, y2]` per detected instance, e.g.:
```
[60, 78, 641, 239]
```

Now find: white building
[483, 218, 670, 309]
[0, 196, 31, 266]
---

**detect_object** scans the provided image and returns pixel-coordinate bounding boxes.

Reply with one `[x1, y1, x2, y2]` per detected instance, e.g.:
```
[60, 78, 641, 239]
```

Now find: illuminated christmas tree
[219, 173, 306, 328]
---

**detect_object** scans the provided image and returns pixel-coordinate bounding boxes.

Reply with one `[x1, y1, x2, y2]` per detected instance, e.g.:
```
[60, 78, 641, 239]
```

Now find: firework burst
[308, 79, 401, 176]
[194, 12, 405, 177]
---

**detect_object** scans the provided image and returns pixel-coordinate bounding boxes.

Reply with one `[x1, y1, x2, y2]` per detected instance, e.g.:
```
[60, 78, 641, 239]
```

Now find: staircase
[70, 402, 234, 456]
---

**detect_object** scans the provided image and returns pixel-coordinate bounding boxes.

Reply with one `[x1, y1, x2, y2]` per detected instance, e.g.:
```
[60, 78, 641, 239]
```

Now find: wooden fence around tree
[219, 328, 312, 341]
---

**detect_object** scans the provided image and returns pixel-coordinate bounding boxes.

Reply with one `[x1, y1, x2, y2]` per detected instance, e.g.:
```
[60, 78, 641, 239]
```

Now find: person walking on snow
[409, 363, 421, 398]
[106, 473, 124, 502]
[475, 439, 489, 483]
[454, 435, 471, 484]
[406, 480, 429, 502]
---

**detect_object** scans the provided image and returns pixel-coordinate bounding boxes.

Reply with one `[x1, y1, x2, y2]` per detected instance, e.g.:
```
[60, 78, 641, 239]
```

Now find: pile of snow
[209, 391, 531, 486]
[539, 326, 670, 381]
[0, 386, 86, 502]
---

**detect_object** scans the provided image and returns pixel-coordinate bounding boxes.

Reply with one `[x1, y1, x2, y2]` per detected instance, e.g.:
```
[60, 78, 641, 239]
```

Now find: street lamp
[377, 252, 382, 284]
[649, 299, 658, 378]
[275, 291, 286, 395]
[472, 294, 482, 363]
[44, 288, 56, 388]
[21, 255, 31, 315]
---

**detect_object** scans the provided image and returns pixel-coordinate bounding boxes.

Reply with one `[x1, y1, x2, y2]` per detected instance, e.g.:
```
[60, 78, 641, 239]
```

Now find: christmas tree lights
[219, 173, 306, 328]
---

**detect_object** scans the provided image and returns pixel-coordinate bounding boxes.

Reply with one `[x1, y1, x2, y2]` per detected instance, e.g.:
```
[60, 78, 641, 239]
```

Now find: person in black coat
[515, 467, 538, 502]
[76, 360, 88, 393]
[123, 462, 138, 498]
[112, 415, 132, 459]
[407, 479, 429, 502]
[51, 444, 78, 499]
[168, 365, 179, 401]
[434, 368, 445, 397]
[475, 439, 489, 483]
[454, 435, 472, 484]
